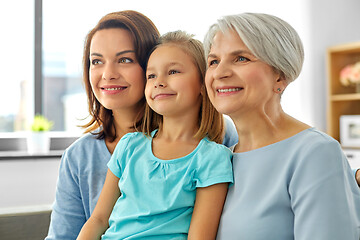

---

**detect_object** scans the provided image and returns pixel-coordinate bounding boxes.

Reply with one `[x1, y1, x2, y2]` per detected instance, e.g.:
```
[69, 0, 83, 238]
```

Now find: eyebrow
[207, 49, 254, 59]
[90, 50, 135, 57]
[146, 62, 182, 72]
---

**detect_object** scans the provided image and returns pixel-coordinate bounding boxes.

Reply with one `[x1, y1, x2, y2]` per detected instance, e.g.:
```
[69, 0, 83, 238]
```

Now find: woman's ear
[200, 84, 206, 96]
[273, 73, 288, 94]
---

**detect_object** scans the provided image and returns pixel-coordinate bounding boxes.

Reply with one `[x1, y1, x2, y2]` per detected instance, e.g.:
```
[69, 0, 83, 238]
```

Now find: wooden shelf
[327, 41, 360, 142]
[331, 93, 360, 101]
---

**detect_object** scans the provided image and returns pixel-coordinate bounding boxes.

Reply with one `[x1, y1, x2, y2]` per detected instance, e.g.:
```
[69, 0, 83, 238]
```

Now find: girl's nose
[154, 75, 166, 88]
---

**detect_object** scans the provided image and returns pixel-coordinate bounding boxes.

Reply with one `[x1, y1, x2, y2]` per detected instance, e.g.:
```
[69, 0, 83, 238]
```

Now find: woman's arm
[356, 169, 360, 187]
[77, 169, 120, 240]
[188, 183, 228, 240]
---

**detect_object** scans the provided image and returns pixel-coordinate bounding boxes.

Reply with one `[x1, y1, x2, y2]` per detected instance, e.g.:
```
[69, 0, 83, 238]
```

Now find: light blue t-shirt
[103, 131, 233, 240]
[217, 128, 360, 240]
[45, 117, 237, 240]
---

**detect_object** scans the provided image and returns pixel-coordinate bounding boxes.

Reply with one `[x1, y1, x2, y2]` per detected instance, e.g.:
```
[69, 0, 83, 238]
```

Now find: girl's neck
[151, 114, 201, 160]
[157, 114, 199, 142]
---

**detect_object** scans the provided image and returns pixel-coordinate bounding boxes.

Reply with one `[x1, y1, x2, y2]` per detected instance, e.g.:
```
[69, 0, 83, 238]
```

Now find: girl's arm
[188, 183, 228, 240]
[77, 169, 120, 240]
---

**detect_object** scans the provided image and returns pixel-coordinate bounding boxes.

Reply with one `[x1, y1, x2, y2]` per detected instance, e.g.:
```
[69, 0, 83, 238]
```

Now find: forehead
[90, 28, 134, 51]
[210, 30, 250, 54]
[148, 44, 195, 66]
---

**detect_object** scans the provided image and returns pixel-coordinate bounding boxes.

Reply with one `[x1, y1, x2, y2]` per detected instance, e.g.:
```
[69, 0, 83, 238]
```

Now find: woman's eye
[236, 56, 249, 62]
[119, 58, 133, 63]
[91, 59, 102, 65]
[169, 70, 179, 75]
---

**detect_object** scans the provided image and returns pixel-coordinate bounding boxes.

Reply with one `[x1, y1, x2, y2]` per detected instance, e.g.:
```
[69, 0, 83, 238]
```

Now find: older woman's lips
[216, 87, 243, 95]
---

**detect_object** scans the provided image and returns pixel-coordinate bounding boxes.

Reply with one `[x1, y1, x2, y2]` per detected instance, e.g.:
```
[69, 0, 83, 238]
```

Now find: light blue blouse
[217, 128, 360, 240]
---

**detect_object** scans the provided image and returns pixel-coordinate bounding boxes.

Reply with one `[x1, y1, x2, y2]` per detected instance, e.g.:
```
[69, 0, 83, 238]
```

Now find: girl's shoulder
[202, 137, 233, 156]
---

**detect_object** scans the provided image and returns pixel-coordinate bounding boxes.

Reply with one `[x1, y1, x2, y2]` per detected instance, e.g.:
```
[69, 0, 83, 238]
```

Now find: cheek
[131, 67, 146, 94]
[204, 75, 214, 97]
[144, 82, 152, 101]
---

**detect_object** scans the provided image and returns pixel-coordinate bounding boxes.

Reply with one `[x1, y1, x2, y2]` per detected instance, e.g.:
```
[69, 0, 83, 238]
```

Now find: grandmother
[204, 12, 360, 240]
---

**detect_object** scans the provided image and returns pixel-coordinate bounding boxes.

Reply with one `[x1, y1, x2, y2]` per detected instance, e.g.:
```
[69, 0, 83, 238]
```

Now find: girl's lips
[152, 93, 176, 100]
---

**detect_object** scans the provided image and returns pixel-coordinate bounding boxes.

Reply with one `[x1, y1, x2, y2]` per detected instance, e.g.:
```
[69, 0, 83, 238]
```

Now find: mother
[204, 12, 360, 239]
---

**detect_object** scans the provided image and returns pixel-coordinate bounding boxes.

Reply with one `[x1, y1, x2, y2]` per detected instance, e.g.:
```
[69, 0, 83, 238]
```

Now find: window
[0, 0, 309, 136]
[0, 1, 34, 132]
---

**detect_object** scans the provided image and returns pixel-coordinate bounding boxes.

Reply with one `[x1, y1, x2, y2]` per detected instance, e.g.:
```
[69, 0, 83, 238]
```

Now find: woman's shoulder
[294, 128, 340, 148]
[62, 130, 109, 163]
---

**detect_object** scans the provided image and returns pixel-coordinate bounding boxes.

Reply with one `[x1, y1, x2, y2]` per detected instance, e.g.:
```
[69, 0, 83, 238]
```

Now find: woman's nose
[213, 62, 232, 80]
[102, 63, 119, 80]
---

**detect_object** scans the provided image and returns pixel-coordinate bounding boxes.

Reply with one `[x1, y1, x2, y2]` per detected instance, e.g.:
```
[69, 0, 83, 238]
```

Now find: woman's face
[89, 28, 145, 112]
[145, 45, 202, 118]
[205, 30, 281, 117]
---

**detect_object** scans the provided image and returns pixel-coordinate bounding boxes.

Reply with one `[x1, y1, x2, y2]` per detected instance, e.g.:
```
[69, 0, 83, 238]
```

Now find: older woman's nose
[213, 62, 232, 80]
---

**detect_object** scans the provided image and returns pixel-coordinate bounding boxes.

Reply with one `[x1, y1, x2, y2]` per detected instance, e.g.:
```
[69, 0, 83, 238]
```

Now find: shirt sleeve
[194, 143, 233, 188]
[107, 133, 132, 178]
[45, 149, 86, 240]
[289, 139, 360, 239]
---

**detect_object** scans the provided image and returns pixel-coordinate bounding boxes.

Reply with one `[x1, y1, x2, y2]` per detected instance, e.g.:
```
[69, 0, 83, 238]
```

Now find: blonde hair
[142, 30, 224, 143]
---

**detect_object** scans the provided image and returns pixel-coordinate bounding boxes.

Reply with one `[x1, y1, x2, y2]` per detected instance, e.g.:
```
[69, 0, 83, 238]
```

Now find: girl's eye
[119, 58, 133, 63]
[147, 74, 156, 80]
[169, 70, 179, 75]
[91, 59, 102, 65]
[208, 59, 218, 66]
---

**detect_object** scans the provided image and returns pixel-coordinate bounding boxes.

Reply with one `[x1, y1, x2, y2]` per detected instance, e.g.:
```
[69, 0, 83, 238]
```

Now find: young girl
[77, 31, 234, 240]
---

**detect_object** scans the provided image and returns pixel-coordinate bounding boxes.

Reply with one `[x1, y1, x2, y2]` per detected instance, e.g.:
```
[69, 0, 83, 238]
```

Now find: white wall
[0, 159, 60, 211]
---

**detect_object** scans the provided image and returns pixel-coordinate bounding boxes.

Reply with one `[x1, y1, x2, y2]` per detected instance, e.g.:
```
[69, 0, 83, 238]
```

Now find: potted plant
[27, 115, 54, 154]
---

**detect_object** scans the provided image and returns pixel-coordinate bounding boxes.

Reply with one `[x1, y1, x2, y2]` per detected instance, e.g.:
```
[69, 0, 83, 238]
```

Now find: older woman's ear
[273, 73, 288, 94]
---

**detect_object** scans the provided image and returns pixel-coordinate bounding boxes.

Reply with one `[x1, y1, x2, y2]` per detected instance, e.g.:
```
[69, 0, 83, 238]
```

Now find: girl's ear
[273, 73, 288, 94]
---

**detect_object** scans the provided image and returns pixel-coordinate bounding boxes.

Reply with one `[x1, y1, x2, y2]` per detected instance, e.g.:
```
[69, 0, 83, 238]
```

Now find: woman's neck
[105, 107, 143, 154]
[230, 105, 309, 153]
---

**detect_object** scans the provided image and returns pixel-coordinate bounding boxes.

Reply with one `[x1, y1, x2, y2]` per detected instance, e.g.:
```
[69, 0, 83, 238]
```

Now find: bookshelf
[326, 41, 360, 142]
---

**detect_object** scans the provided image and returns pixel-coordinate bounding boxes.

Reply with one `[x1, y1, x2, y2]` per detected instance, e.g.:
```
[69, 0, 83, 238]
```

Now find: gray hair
[203, 13, 304, 82]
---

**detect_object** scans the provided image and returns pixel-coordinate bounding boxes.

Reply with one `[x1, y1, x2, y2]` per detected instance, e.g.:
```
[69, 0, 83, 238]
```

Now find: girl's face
[145, 45, 202, 118]
[205, 30, 282, 117]
[89, 28, 145, 112]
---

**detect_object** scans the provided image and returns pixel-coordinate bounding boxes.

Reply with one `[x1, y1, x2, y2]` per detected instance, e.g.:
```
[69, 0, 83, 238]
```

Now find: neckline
[232, 127, 315, 155]
[148, 129, 205, 163]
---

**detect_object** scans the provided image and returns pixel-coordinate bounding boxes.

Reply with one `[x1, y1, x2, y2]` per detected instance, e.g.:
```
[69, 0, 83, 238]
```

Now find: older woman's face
[205, 30, 281, 117]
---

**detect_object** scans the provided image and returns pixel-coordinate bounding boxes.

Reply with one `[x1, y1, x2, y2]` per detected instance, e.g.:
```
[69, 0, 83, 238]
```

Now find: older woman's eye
[236, 56, 250, 62]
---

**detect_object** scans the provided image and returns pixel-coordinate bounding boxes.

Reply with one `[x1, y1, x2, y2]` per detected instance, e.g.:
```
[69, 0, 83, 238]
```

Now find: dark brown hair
[81, 10, 160, 141]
